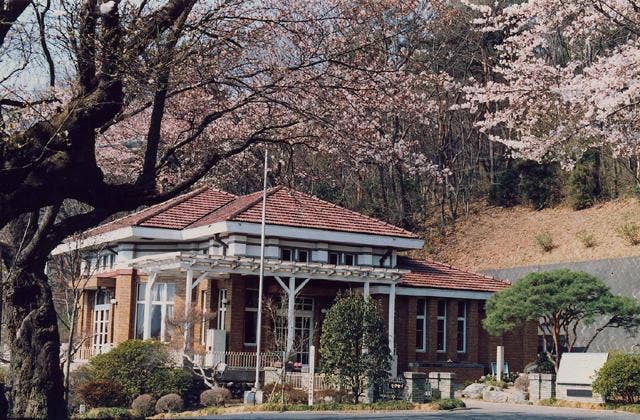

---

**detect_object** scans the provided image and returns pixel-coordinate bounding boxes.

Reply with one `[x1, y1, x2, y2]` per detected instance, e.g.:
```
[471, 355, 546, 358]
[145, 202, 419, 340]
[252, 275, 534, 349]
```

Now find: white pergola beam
[294, 278, 311, 296]
[274, 276, 289, 292]
[183, 268, 194, 354]
[191, 272, 208, 290]
[286, 277, 296, 353]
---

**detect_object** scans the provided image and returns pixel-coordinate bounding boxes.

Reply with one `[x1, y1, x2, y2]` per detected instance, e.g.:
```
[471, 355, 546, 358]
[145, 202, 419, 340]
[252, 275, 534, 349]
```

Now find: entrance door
[92, 289, 111, 355]
[294, 297, 314, 365]
[275, 296, 314, 365]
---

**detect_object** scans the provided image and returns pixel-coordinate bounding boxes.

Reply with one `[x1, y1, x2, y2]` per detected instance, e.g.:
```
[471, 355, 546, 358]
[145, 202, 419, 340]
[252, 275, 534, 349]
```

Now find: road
[190, 400, 640, 419]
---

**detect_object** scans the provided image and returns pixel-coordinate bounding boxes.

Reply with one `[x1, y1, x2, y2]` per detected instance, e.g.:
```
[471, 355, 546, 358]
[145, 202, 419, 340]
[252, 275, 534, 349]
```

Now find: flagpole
[254, 147, 268, 391]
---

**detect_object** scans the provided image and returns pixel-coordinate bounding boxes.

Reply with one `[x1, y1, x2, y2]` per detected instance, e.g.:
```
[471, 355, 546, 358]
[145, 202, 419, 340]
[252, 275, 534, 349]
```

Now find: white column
[388, 282, 396, 354]
[363, 281, 370, 301]
[496, 345, 504, 380]
[286, 277, 296, 354]
[142, 271, 157, 340]
[183, 268, 194, 352]
[308, 345, 316, 406]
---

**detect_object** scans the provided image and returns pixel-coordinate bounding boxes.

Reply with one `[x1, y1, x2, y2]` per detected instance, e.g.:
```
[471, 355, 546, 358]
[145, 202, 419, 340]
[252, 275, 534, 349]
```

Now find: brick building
[53, 186, 536, 382]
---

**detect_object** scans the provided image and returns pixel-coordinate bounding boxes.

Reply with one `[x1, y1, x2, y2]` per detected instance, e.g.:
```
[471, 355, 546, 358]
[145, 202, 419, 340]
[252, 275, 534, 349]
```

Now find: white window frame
[281, 247, 310, 263]
[416, 298, 427, 352]
[217, 288, 227, 330]
[134, 282, 175, 342]
[328, 251, 357, 266]
[244, 288, 258, 346]
[437, 300, 447, 353]
[457, 302, 467, 353]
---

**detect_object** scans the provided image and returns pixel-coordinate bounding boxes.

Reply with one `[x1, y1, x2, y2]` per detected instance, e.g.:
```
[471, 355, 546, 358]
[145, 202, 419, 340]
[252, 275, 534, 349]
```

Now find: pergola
[131, 252, 408, 373]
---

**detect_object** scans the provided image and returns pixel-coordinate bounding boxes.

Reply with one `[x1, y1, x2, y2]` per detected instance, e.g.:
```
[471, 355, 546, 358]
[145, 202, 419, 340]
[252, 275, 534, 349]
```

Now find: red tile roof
[86, 187, 236, 235]
[86, 185, 417, 239]
[189, 186, 419, 238]
[398, 257, 510, 292]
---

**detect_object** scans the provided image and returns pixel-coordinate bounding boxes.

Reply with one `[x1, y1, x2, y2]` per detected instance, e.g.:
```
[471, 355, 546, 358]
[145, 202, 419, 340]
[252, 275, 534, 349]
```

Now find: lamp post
[254, 147, 268, 391]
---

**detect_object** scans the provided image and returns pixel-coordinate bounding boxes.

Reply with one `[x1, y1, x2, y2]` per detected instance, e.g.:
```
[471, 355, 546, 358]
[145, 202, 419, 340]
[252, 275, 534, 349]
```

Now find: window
[217, 289, 227, 330]
[296, 250, 309, 262]
[327, 252, 357, 266]
[416, 299, 427, 352]
[281, 248, 310, 263]
[244, 289, 259, 345]
[134, 282, 175, 342]
[437, 300, 447, 353]
[457, 302, 467, 353]
[343, 253, 355, 266]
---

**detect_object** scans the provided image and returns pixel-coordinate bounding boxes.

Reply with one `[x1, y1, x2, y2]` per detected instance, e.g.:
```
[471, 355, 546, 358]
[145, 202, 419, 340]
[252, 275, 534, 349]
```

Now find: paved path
[190, 399, 640, 419]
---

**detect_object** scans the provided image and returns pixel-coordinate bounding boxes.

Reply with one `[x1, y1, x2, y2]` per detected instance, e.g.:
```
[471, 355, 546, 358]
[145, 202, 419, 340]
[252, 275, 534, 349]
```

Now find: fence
[284, 372, 333, 391]
[198, 351, 280, 368]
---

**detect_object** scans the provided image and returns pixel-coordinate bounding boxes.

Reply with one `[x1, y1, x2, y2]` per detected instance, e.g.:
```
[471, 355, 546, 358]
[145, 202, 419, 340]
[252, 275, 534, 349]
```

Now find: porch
[80, 252, 408, 376]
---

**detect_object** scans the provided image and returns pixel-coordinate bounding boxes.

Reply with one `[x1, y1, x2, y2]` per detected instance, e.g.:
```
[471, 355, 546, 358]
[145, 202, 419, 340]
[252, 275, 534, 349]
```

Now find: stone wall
[528, 373, 555, 401]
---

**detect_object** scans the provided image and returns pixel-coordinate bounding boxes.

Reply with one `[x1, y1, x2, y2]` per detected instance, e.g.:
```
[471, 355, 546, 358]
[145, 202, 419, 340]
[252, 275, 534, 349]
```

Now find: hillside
[426, 197, 640, 271]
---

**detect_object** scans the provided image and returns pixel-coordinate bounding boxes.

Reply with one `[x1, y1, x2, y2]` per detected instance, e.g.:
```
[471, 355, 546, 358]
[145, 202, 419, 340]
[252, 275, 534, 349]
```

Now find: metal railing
[284, 372, 332, 390]
[198, 351, 280, 368]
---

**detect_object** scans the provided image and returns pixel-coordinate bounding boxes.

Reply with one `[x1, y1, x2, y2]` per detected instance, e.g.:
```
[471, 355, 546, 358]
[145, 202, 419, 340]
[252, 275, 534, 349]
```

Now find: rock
[482, 389, 509, 403]
[454, 390, 464, 399]
[507, 390, 528, 404]
[461, 383, 488, 399]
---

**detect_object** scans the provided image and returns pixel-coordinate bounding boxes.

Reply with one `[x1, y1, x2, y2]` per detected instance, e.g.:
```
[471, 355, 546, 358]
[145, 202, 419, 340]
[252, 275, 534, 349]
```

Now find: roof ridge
[225, 185, 283, 221]
[85, 186, 209, 234]
[169, 186, 238, 227]
[402, 256, 512, 285]
[136, 186, 209, 225]
[278, 186, 418, 238]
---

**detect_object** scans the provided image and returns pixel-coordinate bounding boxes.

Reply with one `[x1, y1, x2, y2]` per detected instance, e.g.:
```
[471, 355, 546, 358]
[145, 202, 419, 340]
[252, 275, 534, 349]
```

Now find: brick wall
[80, 272, 538, 375]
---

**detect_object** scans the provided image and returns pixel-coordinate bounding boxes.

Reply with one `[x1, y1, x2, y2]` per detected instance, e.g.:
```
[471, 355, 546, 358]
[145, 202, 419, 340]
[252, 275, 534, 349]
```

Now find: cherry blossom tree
[0, 1, 432, 417]
[463, 0, 640, 167]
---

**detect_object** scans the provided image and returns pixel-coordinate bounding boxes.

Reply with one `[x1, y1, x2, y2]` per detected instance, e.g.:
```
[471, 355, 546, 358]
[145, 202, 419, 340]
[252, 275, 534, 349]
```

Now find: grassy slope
[426, 198, 640, 271]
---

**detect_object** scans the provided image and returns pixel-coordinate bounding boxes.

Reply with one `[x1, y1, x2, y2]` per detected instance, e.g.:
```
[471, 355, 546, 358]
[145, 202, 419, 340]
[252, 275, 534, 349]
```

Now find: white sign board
[557, 353, 608, 385]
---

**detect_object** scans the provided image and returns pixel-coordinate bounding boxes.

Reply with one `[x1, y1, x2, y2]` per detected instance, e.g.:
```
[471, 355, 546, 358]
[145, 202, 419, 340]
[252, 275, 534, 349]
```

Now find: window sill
[416, 349, 427, 353]
[244, 343, 257, 347]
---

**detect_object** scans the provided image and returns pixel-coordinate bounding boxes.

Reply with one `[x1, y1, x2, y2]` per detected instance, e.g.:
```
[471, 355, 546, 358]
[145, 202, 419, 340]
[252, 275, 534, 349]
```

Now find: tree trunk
[64, 290, 80, 408]
[5, 264, 66, 419]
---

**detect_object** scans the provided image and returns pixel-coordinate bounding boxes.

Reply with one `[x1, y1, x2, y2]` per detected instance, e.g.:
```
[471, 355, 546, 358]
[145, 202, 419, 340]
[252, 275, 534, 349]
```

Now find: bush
[200, 387, 231, 407]
[263, 383, 308, 404]
[155, 393, 184, 414]
[593, 353, 640, 403]
[577, 230, 597, 248]
[514, 373, 529, 392]
[76, 380, 128, 408]
[617, 222, 640, 245]
[74, 407, 138, 419]
[534, 231, 555, 252]
[433, 398, 465, 410]
[88, 340, 192, 402]
[0, 366, 6, 384]
[131, 394, 156, 418]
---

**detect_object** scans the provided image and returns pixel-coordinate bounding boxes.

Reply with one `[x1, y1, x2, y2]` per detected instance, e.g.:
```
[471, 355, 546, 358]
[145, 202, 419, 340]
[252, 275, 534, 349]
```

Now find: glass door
[92, 289, 111, 355]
